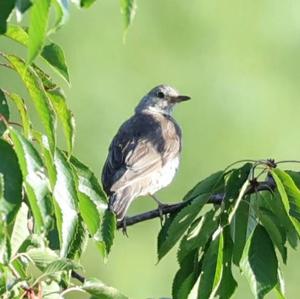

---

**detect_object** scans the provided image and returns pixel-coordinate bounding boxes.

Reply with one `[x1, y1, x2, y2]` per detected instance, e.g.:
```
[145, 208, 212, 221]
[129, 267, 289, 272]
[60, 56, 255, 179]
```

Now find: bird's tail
[108, 188, 134, 221]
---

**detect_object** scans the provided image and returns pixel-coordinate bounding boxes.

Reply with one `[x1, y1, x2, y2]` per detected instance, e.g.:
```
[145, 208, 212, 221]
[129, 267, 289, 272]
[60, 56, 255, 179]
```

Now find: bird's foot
[121, 217, 129, 237]
[157, 202, 169, 226]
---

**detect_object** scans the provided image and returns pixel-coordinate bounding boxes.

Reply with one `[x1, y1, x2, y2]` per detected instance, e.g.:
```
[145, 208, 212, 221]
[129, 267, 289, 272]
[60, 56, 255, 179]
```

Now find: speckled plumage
[101, 85, 190, 220]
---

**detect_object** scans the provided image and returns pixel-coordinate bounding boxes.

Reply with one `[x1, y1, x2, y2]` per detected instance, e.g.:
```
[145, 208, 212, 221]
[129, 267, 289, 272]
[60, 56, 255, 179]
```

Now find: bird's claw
[121, 217, 129, 237]
[157, 203, 169, 226]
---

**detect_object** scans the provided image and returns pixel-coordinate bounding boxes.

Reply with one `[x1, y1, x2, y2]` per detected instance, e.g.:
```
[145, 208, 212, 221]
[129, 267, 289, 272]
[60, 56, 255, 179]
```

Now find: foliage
[1, 1, 300, 299]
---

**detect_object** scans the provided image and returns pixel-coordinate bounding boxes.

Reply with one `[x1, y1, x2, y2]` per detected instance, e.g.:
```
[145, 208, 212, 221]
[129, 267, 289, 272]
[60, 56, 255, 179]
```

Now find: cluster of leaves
[156, 161, 300, 299]
[0, 0, 137, 298]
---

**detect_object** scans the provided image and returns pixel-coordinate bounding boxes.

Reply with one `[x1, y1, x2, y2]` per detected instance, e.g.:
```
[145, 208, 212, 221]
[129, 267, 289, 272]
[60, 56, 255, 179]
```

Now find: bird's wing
[101, 113, 180, 194]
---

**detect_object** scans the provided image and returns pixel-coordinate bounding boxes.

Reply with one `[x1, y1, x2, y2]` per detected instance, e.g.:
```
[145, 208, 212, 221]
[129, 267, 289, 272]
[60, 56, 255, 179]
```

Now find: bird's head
[135, 84, 191, 115]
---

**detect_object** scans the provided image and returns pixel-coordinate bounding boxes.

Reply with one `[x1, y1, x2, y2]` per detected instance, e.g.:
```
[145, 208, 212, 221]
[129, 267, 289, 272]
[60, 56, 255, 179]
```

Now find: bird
[101, 84, 191, 221]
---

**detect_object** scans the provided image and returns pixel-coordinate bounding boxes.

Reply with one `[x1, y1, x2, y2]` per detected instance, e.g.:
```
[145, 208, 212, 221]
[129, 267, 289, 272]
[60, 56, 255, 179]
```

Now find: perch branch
[116, 175, 276, 229]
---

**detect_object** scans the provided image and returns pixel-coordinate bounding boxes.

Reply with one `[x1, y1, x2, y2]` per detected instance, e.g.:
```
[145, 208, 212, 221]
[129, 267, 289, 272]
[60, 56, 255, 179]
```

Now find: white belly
[140, 156, 180, 196]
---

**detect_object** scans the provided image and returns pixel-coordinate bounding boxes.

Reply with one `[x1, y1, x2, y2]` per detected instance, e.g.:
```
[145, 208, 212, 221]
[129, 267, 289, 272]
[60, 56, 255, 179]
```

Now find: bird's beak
[171, 95, 191, 103]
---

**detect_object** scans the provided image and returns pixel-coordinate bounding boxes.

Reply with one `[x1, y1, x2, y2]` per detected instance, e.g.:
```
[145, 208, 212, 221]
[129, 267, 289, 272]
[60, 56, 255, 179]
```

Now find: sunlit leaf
[27, 0, 51, 64]
[26, 247, 58, 269]
[41, 43, 70, 83]
[5, 91, 32, 138]
[45, 259, 79, 275]
[83, 277, 128, 299]
[0, 139, 23, 223]
[197, 234, 224, 299]
[47, 88, 74, 154]
[0, 0, 15, 34]
[0, 89, 9, 136]
[240, 224, 278, 299]
[3, 54, 56, 152]
[10, 203, 29, 257]
[53, 149, 79, 257]
[120, 0, 137, 35]
[51, 0, 69, 33]
[10, 128, 51, 232]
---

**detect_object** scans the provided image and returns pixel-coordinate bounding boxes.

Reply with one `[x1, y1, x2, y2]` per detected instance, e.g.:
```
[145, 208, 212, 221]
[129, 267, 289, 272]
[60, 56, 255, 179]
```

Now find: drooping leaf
[15, 0, 32, 21]
[9, 128, 51, 232]
[177, 209, 218, 264]
[120, 0, 137, 34]
[5, 91, 32, 138]
[0, 0, 16, 34]
[0, 89, 9, 136]
[41, 280, 61, 299]
[272, 169, 300, 236]
[27, 0, 51, 64]
[70, 156, 107, 207]
[158, 193, 210, 261]
[240, 224, 278, 299]
[41, 43, 70, 83]
[47, 88, 74, 155]
[275, 268, 286, 299]
[197, 234, 224, 299]
[10, 203, 29, 257]
[216, 226, 237, 299]
[100, 210, 116, 257]
[80, 0, 96, 8]
[3, 54, 56, 152]
[53, 149, 79, 257]
[51, 0, 70, 33]
[172, 251, 199, 299]
[0, 139, 23, 223]
[83, 277, 128, 299]
[258, 208, 287, 263]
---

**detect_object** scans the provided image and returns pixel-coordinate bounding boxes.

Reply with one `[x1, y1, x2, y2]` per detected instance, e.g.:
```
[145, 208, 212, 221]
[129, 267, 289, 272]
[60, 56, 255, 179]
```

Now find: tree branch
[116, 176, 276, 229]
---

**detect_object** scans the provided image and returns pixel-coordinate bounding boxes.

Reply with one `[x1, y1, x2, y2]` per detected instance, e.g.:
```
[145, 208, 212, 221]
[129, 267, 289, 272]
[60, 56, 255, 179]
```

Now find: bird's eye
[157, 91, 165, 98]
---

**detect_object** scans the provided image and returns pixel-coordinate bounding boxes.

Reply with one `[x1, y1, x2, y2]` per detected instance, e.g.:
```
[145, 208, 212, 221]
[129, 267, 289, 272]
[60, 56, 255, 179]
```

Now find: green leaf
[231, 200, 253, 265]
[41, 42, 70, 83]
[274, 169, 300, 221]
[26, 247, 58, 269]
[83, 277, 128, 299]
[80, 0, 96, 8]
[172, 251, 199, 299]
[45, 259, 79, 275]
[101, 210, 116, 257]
[177, 209, 218, 265]
[15, 0, 32, 21]
[10, 128, 51, 232]
[10, 203, 30, 257]
[258, 208, 287, 263]
[120, 0, 137, 34]
[51, 0, 69, 33]
[240, 224, 278, 299]
[70, 156, 107, 207]
[272, 169, 300, 236]
[0, 0, 16, 34]
[5, 91, 32, 138]
[27, 0, 51, 64]
[158, 193, 210, 261]
[197, 234, 224, 299]
[3, 54, 56, 151]
[5, 24, 29, 45]
[41, 280, 61, 299]
[183, 171, 224, 201]
[224, 163, 252, 204]
[216, 226, 237, 299]
[0, 139, 23, 223]
[0, 89, 9, 136]
[53, 149, 79, 257]
[47, 88, 74, 155]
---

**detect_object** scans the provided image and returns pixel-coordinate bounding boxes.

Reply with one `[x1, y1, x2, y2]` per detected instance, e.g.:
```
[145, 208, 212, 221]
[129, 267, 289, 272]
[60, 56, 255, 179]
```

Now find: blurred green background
[2, 0, 300, 298]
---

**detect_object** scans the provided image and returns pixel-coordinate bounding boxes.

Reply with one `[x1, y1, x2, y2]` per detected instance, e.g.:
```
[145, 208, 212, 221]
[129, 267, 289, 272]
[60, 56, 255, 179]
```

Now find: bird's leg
[149, 194, 168, 225]
[121, 217, 129, 237]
